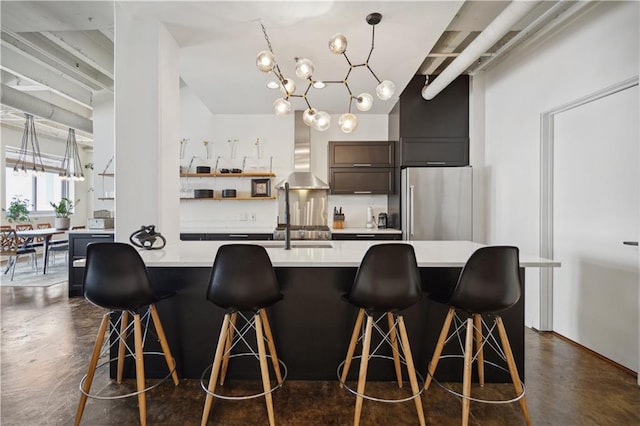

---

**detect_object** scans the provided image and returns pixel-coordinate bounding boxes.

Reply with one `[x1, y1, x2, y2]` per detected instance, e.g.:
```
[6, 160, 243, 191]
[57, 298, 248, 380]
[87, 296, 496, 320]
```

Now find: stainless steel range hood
[276, 111, 329, 189]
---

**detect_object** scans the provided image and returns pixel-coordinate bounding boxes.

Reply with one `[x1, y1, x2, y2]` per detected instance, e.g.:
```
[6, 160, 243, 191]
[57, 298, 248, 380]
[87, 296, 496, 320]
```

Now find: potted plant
[50, 197, 77, 230]
[3, 196, 31, 223]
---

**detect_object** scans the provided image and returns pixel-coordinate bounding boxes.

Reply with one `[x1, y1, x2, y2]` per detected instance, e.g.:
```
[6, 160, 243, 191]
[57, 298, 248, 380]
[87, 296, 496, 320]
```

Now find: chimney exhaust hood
[276, 111, 329, 190]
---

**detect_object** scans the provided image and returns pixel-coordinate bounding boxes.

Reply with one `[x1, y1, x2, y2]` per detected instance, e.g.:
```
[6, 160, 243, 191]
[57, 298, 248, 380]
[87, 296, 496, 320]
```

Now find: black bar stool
[201, 244, 286, 426]
[74, 242, 179, 426]
[423, 246, 531, 426]
[338, 243, 425, 426]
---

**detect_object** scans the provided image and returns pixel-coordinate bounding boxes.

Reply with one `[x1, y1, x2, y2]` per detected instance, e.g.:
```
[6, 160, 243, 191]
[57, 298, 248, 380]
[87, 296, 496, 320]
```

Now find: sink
[259, 241, 334, 249]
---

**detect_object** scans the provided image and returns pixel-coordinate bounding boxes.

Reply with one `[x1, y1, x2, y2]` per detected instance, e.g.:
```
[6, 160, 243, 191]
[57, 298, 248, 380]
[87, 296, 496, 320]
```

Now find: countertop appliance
[402, 166, 472, 240]
[377, 213, 388, 229]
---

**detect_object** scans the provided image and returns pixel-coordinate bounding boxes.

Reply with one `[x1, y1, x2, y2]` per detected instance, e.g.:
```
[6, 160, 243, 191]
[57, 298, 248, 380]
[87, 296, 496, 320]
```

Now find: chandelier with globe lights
[256, 12, 395, 134]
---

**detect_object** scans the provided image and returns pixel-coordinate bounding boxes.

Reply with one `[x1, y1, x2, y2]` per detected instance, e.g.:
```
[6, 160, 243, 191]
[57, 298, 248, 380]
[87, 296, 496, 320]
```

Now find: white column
[114, 4, 180, 243]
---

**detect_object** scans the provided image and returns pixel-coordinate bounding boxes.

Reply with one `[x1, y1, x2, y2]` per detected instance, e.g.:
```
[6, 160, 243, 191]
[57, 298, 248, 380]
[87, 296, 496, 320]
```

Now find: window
[5, 168, 69, 213]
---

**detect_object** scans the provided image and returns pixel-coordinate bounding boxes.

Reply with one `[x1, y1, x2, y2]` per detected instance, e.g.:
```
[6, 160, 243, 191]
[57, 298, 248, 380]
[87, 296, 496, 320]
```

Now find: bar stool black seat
[75, 242, 179, 426]
[423, 245, 531, 426]
[201, 244, 285, 426]
[338, 243, 425, 426]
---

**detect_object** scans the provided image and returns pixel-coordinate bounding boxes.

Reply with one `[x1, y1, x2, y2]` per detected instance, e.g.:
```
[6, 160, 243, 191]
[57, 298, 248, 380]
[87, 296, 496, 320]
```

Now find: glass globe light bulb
[273, 98, 291, 116]
[302, 108, 317, 126]
[282, 78, 296, 96]
[355, 93, 373, 112]
[338, 113, 358, 133]
[328, 33, 347, 54]
[256, 50, 276, 72]
[295, 58, 314, 80]
[313, 111, 331, 131]
[376, 80, 396, 100]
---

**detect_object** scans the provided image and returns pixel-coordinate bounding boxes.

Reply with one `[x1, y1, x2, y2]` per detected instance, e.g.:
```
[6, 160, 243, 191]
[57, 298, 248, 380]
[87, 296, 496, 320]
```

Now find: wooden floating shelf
[98, 173, 115, 177]
[180, 196, 276, 201]
[180, 172, 275, 178]
[98, 197, 114, 200]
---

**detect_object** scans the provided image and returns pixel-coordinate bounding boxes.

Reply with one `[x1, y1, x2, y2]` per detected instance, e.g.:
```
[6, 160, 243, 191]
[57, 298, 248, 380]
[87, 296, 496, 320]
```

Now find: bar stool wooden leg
[260, 309, 283, 384]
[474, 314, 485, 386]
[341, 308, 365, 387]
[149, 305, 179, 386]
[397, 316, 426, 426]
[496, 317, 532, 426]
[353, 314, 373, 426]
[387, 312, 403, 388]
[117, 311, 129, 384]
[201, 314, 230, 426]
[255, 313, 275, 426]
[219, 312, 237, 386]
[425, 307, 455, 390]
[462, 317, 474, 426]
[133, 313, 147, 426]
[75, 314, 109, 426]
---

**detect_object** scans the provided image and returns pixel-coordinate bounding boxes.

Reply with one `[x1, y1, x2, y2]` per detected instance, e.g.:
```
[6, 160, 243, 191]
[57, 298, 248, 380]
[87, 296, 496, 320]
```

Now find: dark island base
[113, 266, 524, 383]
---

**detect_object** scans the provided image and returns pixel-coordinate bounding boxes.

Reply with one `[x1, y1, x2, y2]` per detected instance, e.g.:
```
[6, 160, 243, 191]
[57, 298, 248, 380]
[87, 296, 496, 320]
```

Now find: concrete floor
[1, 282, 639, 425]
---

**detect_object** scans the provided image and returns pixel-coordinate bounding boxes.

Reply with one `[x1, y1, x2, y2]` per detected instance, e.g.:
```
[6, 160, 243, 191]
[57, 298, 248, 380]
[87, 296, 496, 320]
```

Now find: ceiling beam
[1, 29, 113, 91]
[41, 30, 114, 79]
[420, 31, 471, 75]
[1, 42, 93, 108]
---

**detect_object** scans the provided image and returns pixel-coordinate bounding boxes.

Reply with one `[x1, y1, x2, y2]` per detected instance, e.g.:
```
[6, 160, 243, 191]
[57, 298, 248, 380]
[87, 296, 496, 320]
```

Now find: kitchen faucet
[284, 182, 291, 250]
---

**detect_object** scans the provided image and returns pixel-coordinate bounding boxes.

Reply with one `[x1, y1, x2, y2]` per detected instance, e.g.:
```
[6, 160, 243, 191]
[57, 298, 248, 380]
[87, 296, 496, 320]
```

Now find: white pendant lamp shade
[328, 33, 347, 54]
[355, 93, 373, 112]
[256, 50, 276, 72]
[376, 80, 395, 100]
[282, 78, 296, 96]
[273, 98, 291, 116]
[313, 111, 331, 131]
[295, 58, 314, 80]
[338, 113, 358, 133]
[302, 108, 317, 126]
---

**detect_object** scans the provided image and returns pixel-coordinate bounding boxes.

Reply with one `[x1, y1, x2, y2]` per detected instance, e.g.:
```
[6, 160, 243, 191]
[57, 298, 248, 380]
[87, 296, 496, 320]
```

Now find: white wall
[179, 85, 391, 231]
[477, 1, 639, 338]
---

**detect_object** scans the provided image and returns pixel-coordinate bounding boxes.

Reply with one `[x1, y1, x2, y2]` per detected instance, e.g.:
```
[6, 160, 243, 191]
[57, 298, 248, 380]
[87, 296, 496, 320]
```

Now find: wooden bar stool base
[338, 310, 426, 426]
[75, 306, 179, 426]
[424, 309, 531, 426]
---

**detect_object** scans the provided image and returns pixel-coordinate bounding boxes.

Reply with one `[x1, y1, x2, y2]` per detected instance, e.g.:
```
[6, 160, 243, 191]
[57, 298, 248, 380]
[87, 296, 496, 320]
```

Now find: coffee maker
[377, 213, 388, 229]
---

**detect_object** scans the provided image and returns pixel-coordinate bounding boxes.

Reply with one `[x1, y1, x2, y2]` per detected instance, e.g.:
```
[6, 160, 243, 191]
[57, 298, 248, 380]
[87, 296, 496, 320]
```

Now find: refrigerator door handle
[409, 185, 415, 238]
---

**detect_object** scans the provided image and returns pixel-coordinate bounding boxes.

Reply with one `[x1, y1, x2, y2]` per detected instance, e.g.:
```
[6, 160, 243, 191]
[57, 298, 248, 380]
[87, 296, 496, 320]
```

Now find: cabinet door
[329, 141, 393, 167]
[401, 137, 469, 167]
[204, 233, 273, 240]
[332, 233, 401, 240]
[329, 168, 394, 194]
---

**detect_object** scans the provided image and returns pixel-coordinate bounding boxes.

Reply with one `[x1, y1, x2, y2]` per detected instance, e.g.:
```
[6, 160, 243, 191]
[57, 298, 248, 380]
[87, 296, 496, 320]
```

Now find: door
[553, 85, 639, 372]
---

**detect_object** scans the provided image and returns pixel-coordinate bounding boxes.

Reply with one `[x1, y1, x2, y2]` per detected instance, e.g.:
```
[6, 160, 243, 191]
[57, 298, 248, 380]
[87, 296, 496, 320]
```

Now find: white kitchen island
[81, 240, 558, 382]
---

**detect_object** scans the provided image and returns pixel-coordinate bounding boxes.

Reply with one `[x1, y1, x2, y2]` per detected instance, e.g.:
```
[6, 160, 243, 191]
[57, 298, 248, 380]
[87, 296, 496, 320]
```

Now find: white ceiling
[1, 1, 578, 143]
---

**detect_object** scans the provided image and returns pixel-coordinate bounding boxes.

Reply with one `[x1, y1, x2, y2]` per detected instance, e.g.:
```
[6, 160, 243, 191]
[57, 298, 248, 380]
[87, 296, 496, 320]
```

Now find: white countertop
[180, 227, 402, 234]
[69, 228, 115, 234]
[75, 240, 559, 268]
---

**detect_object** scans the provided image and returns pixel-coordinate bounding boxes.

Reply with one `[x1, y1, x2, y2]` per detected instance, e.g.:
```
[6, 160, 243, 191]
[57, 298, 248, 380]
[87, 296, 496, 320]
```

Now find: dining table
[16, 228, 67, 274]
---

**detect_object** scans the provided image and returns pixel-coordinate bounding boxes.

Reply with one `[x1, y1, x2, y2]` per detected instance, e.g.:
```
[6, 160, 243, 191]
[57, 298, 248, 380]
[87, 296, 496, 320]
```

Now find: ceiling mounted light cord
[256, 12, 395, 133]
[60, 128, 85, 181]
[13, 113, 45, 176]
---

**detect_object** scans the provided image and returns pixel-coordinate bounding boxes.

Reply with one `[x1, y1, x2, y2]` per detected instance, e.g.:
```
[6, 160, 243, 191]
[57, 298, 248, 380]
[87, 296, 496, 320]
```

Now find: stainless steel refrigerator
[401, 166, 472, 240]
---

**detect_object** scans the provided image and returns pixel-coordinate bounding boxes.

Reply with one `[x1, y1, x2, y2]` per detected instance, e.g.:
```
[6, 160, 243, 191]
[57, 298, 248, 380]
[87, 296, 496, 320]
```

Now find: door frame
[539, 75, 639, 331]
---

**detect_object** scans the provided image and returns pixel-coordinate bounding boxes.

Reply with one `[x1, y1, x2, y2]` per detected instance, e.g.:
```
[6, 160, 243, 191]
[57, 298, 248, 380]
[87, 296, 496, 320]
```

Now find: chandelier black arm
[366, 24, 375, 64]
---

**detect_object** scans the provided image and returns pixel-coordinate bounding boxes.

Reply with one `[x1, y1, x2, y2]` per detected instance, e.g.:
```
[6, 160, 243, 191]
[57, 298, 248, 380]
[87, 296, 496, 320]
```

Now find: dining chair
[1, 229, 38, 280]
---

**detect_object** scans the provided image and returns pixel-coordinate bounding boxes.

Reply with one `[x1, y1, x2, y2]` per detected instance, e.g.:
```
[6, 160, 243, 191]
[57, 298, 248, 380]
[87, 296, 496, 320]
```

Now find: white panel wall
[179, 85, 391, 231]
[478, 1, 639, 335]
[114, 5, 180, 242]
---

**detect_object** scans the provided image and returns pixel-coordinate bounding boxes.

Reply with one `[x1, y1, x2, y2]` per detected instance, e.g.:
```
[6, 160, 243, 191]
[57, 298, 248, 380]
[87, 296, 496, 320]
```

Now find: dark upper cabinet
[389, 74, 470, 167]
[329, 168, 394, 195]
[328, 141, 395, 195]
[329, 141, 394, 167]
